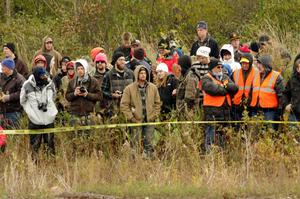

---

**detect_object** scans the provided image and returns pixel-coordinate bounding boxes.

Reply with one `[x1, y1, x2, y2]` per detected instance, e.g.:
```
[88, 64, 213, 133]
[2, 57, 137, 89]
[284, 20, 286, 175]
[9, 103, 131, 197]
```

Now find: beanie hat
[158, 38, 169, 50]
[178, 55, 192, 77]
[250, 41, 260, 53]
[239, 45, 251, 53]
[196, 46, 211, 57]
[196, 21, 207, 29]
[60, 56, 71, 65]
[111, 51, 125, 66]
[259, 34, 270, 45]
[90, 47, 105, 61]
[257, 55, 272, 69]
[1, 58, 15, 70]
[209, 57, 222, 70]
[156, 63, 169, 73]
[133, 47, 145, 60]
[34, 55, 47, 68]
[95, 53, 108, 64]
[3, 43, 16, 54]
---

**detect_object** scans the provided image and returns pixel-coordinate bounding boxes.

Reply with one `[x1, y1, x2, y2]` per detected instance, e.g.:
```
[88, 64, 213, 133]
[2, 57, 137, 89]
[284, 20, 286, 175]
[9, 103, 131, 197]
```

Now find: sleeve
[274, 74, 285, 109]
[8, 76, 25, 102]
[20, 83, 27, 106]
[201, 75, 228, 96]
[65, 80, 77, 102]
[86, 79, 101, 102]
[210, 39, 219, 59]
[120, 86, 134, 121]
[101, 73, 112, 100]
[282, 79, 292, 109]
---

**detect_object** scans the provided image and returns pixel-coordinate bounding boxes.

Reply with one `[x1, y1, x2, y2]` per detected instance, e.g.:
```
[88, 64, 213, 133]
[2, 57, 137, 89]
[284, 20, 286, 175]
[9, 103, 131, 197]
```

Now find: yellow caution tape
[1, 120, 299, 135]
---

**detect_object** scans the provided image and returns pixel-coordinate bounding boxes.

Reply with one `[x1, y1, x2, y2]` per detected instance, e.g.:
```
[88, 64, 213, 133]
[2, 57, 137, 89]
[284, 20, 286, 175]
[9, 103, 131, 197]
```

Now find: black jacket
[283, 71, 300, 117]
[158, 74, 179, 114]
[190, 35, 219, 58]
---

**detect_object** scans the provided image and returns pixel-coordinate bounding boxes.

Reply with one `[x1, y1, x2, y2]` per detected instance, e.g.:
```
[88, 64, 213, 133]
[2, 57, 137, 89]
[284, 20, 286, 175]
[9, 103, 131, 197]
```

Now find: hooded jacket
[20, 74, 57, 125]
[220, 44, 241, 72]
[33, 36, 62, 77]
[66, 60, 101, 116]
[255, 55, 285, 109]
[120, 65, 161, 122]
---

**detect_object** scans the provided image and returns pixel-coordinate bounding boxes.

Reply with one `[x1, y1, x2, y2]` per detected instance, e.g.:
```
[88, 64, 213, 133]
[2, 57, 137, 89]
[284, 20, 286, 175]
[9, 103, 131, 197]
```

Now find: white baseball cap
[156, 63, 169, 73]
[196, 46, 211, 58]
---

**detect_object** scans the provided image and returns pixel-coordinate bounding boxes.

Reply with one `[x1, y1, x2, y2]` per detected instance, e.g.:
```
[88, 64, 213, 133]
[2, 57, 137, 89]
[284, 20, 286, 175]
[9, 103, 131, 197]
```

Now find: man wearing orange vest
[232, 53, 259, 121]
[251, 55, 285, 130]
[202, 58, 238, 151]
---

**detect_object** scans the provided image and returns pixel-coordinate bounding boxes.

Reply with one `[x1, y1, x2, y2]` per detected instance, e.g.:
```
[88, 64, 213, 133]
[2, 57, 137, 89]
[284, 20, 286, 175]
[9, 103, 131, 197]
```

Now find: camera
[38, 103, 47, 112]
[79, 86, 87, 93]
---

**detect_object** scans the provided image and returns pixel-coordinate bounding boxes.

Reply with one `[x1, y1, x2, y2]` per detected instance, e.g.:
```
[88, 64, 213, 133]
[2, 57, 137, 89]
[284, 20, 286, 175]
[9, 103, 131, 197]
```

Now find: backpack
[176, 67, 202, 111]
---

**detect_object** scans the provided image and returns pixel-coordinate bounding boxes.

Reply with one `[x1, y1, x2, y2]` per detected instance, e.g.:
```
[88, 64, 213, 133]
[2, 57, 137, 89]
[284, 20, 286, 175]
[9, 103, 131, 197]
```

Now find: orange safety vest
[254, 70, 280, 108]
[232, 67, 260, 106]
[203, 73, 232, 107]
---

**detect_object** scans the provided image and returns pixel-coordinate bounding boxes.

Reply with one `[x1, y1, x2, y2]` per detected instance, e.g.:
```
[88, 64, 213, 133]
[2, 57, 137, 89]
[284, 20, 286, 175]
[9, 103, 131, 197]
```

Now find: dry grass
[1, 121, 300, 199]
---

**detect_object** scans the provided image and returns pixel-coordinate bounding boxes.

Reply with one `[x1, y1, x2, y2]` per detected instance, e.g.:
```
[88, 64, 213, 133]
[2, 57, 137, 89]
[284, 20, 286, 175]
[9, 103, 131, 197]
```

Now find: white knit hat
[156, 63, 169, 73]
[196, 46, 211, 57]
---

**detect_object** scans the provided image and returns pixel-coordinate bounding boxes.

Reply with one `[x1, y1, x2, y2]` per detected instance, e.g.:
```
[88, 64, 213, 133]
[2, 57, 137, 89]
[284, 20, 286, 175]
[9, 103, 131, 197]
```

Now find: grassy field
[1, 118, 300, 199]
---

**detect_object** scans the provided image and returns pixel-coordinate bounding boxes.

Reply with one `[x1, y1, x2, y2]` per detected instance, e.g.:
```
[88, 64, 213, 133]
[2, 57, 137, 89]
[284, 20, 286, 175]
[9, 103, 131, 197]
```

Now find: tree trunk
[5, 0, 11, 23]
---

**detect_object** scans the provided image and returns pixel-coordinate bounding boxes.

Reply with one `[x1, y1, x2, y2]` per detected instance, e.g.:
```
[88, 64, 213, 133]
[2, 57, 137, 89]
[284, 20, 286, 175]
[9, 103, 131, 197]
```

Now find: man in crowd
[190, 21, 219, 59]
[3, 42, 29, 78]
[202, 58, 238, 151]
[120, 65, 161, 158]
[102, 52, 134, 118]
[0, 58, 25, 128]
[20, 66, 57, 160]
[66, 59, 101, 124]
[251, 55, 285, 130]
[33, 36, 62, 76]
[231, 53, 259, 122]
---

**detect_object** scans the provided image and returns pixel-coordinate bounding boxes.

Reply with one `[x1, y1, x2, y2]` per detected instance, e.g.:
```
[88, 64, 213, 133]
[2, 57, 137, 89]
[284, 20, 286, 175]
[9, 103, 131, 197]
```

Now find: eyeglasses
[46, 41, 53, 44]
[216, 66, 223, 69]
[96, 61, 105, 64]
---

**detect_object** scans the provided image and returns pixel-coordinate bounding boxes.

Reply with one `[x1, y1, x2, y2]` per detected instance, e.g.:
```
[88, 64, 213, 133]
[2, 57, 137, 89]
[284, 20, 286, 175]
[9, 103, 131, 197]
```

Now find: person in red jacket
[0, 126, 7, 152]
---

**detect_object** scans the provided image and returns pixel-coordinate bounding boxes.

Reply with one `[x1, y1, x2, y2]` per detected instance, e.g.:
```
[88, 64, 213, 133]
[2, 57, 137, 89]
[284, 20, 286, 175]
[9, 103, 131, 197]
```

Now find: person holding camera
[20, 66, 58, 160]
[0, 58, 25, 129]
[66, 59, 101, 125]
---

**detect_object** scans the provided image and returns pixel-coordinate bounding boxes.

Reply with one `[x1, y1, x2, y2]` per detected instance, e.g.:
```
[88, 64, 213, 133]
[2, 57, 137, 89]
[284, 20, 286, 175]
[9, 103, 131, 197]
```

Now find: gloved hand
[1, 94, 10, 103]
[222, 79, 229, 88]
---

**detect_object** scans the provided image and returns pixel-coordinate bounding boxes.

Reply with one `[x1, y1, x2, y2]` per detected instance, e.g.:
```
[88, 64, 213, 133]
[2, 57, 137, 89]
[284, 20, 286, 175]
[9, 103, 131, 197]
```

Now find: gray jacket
[20, 74, 58, 125]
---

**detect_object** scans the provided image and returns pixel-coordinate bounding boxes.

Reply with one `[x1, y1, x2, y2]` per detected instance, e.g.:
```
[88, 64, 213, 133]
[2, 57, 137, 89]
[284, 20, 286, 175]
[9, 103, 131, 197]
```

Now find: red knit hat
[34, 54, 47, 68]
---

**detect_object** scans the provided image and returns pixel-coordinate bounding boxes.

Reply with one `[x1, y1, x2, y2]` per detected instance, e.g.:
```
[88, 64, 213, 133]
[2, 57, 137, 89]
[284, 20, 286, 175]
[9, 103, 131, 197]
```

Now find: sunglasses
[216, 66, 223, 69]
[96, 61, 106, 64]
[46, 41, 53, 44]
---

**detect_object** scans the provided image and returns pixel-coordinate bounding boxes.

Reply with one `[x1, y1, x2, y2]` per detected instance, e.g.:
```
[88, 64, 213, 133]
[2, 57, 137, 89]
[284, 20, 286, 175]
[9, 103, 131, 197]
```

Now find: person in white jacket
[220, 44, 241, 73]
[20, 66, 58, 160]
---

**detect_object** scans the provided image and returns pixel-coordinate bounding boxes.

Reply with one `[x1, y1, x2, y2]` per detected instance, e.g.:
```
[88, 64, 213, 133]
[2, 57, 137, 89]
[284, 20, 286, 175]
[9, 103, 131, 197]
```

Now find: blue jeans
[130, 125, 154, 156]
[2, 112, 22, 129]
[289, 114, 300, 131]
[251, 109, 279, 130]
[205, 124, 225, 152]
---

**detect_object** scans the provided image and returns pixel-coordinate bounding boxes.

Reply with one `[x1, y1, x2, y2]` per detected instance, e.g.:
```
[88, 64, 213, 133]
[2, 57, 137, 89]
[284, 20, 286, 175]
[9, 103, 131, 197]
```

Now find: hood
[133, 65, 150, 82]
[257, 55, 272, 70]
[28, 73, 51, 89]
[293, 53, 300, 72]
[75, 59, 89, 80]
[240, 53, 254, 69]
[220, 44, 234, 63]
[41, 36, 53, 52]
